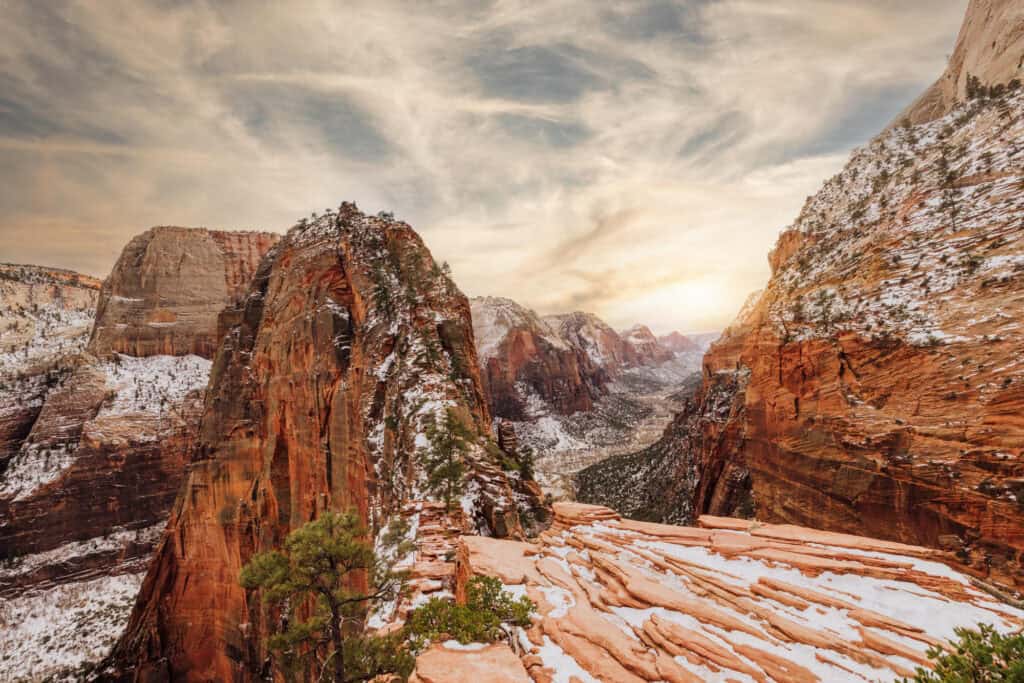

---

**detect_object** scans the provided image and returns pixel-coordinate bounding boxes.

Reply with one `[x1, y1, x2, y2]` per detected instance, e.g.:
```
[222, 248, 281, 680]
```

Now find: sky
[0, 0, 968, 334]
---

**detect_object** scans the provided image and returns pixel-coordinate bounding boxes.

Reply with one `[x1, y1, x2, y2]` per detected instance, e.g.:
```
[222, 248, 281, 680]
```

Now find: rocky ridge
[0, 231, 277, 681]
[106, 204, 545, 681]
[429, 502, 1023, 682]
[580, 29, 1024, 586]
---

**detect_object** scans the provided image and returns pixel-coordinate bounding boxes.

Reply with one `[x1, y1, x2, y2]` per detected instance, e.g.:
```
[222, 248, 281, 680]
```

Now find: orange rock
[413, 643, 532, 683]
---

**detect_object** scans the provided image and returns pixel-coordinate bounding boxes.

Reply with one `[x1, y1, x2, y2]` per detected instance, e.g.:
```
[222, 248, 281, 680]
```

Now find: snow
[97, 354, 211, 418]
[442, 640, 488, 651]
[534, 635, 600, 683]
[0, 354, 211, 502]
[0, 572, 145, 682]
[0, 523, 164, 580]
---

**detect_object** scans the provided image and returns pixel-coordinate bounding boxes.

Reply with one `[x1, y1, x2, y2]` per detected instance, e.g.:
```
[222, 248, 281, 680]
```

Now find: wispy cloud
[0, 0, 966, 333]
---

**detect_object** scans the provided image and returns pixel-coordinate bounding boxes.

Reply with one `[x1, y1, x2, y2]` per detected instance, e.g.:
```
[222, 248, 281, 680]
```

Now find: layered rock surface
[471, 297, 610, 419]
[444, 503, 1023, 682]
[581, 25, 1024, 587]
[0, 264, 100, 473]
[106, 204, 544, 681]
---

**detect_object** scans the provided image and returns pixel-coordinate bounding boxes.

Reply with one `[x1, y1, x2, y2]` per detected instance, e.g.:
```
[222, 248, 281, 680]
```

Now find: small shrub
[902, 623, 1024, 682]
[407, 576, 534, 646]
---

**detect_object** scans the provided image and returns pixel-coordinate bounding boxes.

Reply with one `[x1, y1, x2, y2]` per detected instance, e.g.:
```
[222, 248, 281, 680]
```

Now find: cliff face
[582, 63, 1024, 586]
[621, 324, 674, 366]
[109, 205, 542, 682]
[0, 232, 278, 681]
[89, 227, 279, 358]
[471, 297, 611, 419]
[0, 264, 100, 473]
[658, 331, 701, 354]
[902, 0, 1024, 124]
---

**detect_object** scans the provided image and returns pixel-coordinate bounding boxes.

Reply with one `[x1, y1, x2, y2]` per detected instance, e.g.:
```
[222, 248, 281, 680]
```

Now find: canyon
[2, 0, 1024, 680]
[104, 205, 544, 681]
[580, 0, 1024, 591]
[470, 296, 705, 500]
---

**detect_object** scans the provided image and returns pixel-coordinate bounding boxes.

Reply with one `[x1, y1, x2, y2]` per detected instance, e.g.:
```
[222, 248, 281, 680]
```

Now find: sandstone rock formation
[107, 204, 544, 681]
[621, 324, 674, 366]
[581, 8, 1024, 588]
[902, 0, 1024, 125]
[0, 264, 100, 473]
[442, 502, 1023, 682]
[89, 226, 279, 358]
[471, 297, 610, 419]
[657, 331, 701, 355]
[0, 231, 278, 681]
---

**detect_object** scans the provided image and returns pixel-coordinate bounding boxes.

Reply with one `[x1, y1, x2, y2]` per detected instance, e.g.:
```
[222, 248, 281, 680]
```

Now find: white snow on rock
[0, 572, 145, 682]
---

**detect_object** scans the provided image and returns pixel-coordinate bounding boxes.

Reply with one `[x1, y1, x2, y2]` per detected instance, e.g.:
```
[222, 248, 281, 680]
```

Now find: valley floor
[515, 353, 703, 501]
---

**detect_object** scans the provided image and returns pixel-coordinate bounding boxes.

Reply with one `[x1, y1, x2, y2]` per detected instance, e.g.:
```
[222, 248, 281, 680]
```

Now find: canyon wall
[107, 205, 543, 682]
[582, 9, 1024, 589]
[471, 297, 612, 419]
[0, 230, 278, 680]
[902, 0, 1024, 125]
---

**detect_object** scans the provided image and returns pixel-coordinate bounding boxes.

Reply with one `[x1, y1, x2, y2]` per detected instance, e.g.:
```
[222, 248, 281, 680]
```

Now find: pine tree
[239, 511, 415, 683]
[424, 408, 473, 511]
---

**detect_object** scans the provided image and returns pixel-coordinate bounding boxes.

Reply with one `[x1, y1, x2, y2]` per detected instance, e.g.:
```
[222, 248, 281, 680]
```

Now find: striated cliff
[106, 205, 543, 682]
[621, 324, 674, 366]
[0, 231, 278, 681]
[89, 227, 279, 358]
[0, 264, 100, 474]
[581, 30, 1024, 586]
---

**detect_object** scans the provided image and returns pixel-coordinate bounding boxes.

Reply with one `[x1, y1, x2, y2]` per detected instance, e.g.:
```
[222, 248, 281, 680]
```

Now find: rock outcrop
[0, 231, 278, 681]
[621, 324, 674, 366]
[581, 11, 1024, 588]
[902, 0, 1024, 125]
[0, 264, 100, 473]
[107, 204, 544, 681]
[89, 227, 279, 358]
[444, 502, 1023, 682]
[471, 297, 611, 419]
[657, 331, 701, 355]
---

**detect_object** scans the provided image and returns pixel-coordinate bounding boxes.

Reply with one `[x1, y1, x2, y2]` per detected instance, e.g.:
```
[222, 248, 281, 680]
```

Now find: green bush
[903, 624, 1024, 682]
[407, 576, 533, 645]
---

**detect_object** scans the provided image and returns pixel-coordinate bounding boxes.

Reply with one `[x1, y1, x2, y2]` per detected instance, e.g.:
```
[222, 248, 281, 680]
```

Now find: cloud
[0, 0, 968, 333]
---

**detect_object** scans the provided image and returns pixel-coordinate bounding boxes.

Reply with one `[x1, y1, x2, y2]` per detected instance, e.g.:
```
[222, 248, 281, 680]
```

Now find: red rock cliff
[582, 7, 1024, 589]
[108, 205, 543, 682]
[0, 234, 277, 681]
[471, 297, 611, 419]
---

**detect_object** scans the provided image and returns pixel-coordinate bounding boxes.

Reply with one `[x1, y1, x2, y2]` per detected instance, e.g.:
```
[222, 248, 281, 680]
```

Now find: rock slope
[581, 11, 1024, 588]
[0, 264, 100, 473]
[0, 231, 277, 681]
[471, 299, 701, 500]
[106, 204, 544, 682]
[440, 503, 1023, 682]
